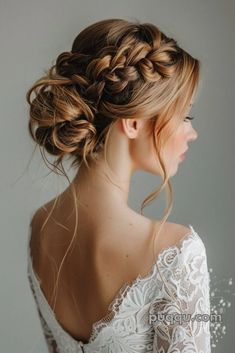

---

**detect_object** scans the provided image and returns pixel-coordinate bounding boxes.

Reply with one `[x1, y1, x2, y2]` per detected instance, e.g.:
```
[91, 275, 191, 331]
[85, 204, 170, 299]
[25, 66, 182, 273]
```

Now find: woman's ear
[119, 118, 147, 139]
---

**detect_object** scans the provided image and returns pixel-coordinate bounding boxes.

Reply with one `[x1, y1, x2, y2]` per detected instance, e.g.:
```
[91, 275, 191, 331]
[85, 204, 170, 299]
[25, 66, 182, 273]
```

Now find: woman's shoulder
[155, 221, 207, 268]
[152, 220, 195, 255]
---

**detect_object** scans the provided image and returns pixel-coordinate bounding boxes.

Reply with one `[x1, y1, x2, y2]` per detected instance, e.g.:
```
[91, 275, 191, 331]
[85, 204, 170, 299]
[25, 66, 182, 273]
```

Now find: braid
[27, 18, 199, 168]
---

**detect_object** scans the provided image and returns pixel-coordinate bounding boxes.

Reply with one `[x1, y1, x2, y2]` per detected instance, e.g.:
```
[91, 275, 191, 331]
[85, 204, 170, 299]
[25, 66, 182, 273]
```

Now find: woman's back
[28, 190, 193, 344]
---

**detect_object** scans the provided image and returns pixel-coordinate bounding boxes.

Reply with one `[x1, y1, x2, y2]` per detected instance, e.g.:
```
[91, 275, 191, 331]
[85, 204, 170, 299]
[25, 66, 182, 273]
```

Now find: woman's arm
[149, 234, 211, 353]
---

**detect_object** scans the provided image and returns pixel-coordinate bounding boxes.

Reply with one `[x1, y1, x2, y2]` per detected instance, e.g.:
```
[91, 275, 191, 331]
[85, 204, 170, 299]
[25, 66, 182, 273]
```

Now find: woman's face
[132, 103, 198, 177]
[162, 111, 198, 177]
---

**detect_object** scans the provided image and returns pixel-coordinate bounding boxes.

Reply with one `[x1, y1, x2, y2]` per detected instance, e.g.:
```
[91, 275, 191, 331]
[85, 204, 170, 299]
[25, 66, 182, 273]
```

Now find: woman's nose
[189, 126, 198, 141]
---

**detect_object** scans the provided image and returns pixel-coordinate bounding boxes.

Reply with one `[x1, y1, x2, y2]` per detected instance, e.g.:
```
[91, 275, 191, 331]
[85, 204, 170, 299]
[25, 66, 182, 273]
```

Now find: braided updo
[26, 18, 200, 172]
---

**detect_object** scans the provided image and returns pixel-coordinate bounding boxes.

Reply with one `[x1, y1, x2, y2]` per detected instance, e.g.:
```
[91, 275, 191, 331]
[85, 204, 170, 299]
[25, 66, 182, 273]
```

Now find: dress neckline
[27, 222, 198, 347]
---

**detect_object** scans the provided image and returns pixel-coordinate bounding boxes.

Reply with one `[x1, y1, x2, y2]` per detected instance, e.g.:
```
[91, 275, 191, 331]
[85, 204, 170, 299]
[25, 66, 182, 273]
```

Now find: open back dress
[27, 223, 211, 353]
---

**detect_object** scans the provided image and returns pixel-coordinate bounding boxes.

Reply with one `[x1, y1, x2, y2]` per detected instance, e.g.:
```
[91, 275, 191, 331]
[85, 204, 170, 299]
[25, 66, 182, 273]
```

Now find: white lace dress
[27, 224, 211, 353]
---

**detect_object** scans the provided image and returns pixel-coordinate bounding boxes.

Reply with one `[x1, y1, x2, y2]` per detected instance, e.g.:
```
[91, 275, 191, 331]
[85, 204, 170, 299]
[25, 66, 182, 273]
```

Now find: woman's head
[26, 18, 200, 180]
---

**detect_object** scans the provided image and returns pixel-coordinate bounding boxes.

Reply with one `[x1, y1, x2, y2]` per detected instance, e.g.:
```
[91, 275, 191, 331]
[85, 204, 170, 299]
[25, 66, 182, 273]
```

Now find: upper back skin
[29, 190, 191, 343]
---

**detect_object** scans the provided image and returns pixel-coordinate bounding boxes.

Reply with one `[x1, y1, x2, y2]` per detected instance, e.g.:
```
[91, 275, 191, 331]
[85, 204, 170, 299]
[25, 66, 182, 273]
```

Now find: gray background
[0, 0, 234, 352]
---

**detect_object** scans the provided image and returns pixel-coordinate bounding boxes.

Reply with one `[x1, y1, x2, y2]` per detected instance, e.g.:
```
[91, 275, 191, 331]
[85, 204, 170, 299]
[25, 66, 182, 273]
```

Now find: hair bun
[34, 117, 97, 157]
[27, 75, 97, 160]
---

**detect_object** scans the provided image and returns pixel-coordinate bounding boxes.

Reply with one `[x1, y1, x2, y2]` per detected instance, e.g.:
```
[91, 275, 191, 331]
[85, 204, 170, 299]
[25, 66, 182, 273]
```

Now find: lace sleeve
[28, 274, 59, 353]
[149, 233, 211, 353]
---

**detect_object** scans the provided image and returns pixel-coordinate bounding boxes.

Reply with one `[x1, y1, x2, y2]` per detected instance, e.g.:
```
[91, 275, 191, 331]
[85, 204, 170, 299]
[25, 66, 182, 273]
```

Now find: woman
[26, 18, 211, 353]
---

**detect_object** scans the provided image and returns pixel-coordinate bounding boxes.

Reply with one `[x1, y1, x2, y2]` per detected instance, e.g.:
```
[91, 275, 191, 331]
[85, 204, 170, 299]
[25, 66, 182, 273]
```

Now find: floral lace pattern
[27, 224, 211, 353]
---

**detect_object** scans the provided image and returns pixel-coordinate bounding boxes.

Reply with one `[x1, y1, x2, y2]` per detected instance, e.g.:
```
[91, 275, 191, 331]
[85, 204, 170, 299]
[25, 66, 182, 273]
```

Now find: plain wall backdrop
[0, 0, 235, 352]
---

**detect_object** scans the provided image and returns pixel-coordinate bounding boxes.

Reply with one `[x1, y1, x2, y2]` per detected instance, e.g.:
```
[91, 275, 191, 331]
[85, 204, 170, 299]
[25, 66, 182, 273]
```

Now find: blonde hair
[26, 18, 200, 311]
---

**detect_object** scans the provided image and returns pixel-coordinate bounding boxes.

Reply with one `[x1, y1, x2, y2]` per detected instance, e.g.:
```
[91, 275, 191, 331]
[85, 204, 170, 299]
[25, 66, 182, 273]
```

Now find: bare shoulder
[153, 221, 192, 254]
[98, 218, 192, 280]
[30, 199, 52, 226]
[165, 221, 192, 241]
[29, 207, 44, 245]
[29, 203, 49, 246]
[29, 202, 55, 271]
